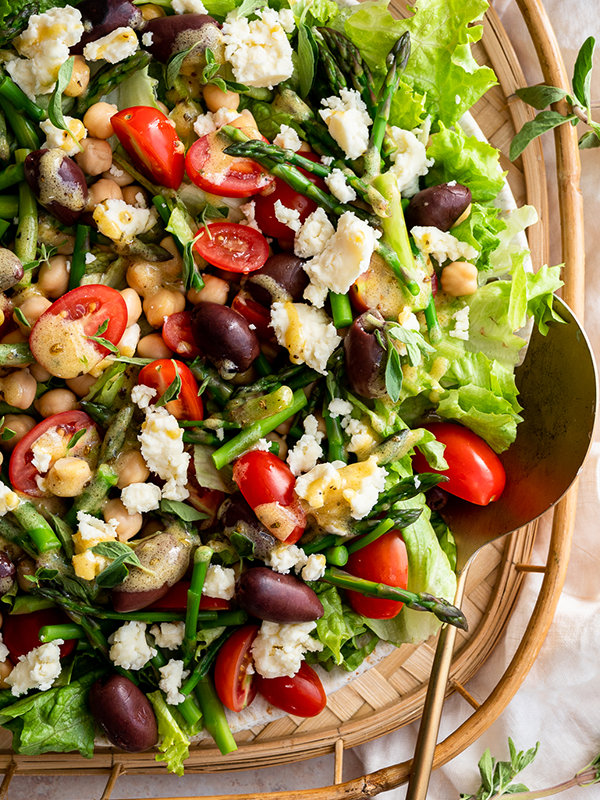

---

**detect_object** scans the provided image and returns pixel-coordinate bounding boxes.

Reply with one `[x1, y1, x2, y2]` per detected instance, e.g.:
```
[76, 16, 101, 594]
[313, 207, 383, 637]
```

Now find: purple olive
[70, 0, 143, 55]
[0, 249, 24, 291]
[89, 674, 158, 752]
[344, 311, 387, 398]
[405, 183, 472, 233]
[220, 492, 278, 559]
[141, 14, 220, 63]
[426, 486, 448, 512]
[236, 567, 324, 623]
[24, 149, 88, 227]
[0, 552, 15, 597]
[245, 253, 309, 307]
[191, 302, 260, 378]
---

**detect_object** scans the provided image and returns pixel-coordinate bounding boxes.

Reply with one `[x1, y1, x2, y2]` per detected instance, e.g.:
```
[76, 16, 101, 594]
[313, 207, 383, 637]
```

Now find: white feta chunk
[40, 117, 87, 157]
[83, 27, 139, 64]
[265, 543, 307, 574]
[171, 0, 208, 12]
[93, 199, 155, 244]
[449, 305, 470, 341]
[138, 405, 190, 501]
[142, 32, 154, 46]
[251, 620, 323, 679]
[121, 482, 162, 515]
[202, 565, 236, 600]
[109, 621, 157, 671]
[159, 659, 190, 705]
[274, 199, 301, 233]
[388, 127, 434, 197]
[239, 200, 263, 233]
[270, 301, 341, 375]
[319, 89, 372, 160]
[411, 226, 479, 265]
[301, 554, 326, 582]
[6, 641, 63, 696]
[0, 633, 8, 664]
[150, 622, 185, 650]
[328, 398, 353, 418]
[273, 124, 302, 152]
[131, 384, 157, 410]
[193, 112, 217, 138]
[213, 107, 240, 128]
[294, 207, 335, 259]
[325, 168, 356, 203]
[0, 486, 18, 518]
[286, 414, 324, 476]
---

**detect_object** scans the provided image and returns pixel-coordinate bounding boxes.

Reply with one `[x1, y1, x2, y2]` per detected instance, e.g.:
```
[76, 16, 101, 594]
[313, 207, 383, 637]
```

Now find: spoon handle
[405, 569, 469, 800]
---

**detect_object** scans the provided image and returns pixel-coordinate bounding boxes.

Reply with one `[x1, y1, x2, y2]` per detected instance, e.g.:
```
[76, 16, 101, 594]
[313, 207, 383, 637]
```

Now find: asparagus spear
[193, 675, 238, 755]
[183, 546, 212, 665]
[316, 27, 378, 116]
[0, 4, 36, 48]
[0, 163, 25, 192]
[0, 343, 34, 367]
[0, 99, 41, 151]
[76, 51, 152, 113]
[0, 76, 46, 123]
[67, 224, 91, 291]
[313, 28, 348, 97]
[14, 148, 37, 287]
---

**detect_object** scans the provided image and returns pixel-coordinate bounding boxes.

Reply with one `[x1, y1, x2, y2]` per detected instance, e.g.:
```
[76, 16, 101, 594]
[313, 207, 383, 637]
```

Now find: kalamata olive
[24, 149, 87, 227]
[191, 303, 260, 379]
[405, 183, 472, 232]
[245, 254, 309, 307]
[0, 552, 15, 597]
[0, 249, 24, 291]
[426, 486, 448, 512]
[89, 674, 158, 752]
[236, 567, 324, 623]
[112, 525, 198, 612]
[344, 311, 387, 399]
[142, 14, 220, 63]
[220, 492, 278, 559]
[70, 0, 143, 55]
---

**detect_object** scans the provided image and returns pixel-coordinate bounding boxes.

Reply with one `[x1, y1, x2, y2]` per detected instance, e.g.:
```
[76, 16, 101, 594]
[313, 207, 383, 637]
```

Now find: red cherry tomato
[255, 660, 326, 717]
[146, 581, 231, 611]
[231, 293, 273, 341]
[29, 285, 128, 379]
[138, 359, 204, 422]
[214, 624, 259, 712]
[3, 608, 76, 660]
[162, 311, 202, 359]
[254, 152, 325, 241]
[233, 450, 306, 544]
[186, 127, 274, 198]
[193, 223, 269, 274]
[345, 530, 408, 619]
[10, 410, 100, 497]
[112, 106, 184, 190]
[411, 423, 506, 506]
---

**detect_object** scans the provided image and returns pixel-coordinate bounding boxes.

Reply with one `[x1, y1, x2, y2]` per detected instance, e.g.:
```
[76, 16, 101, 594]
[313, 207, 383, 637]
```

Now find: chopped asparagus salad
[0, 0, 564, 775]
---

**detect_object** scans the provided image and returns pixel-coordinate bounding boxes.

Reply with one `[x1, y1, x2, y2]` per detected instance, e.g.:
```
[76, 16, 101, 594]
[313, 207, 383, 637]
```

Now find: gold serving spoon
[406, 296, 598, 799]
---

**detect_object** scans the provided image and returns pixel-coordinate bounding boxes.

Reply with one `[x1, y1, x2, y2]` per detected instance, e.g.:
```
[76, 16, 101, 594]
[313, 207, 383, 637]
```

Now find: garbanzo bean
[101, 160, 135, 187]
[441, 261, 478, 296]
[115, 450, 150, 489]
[75, 138, 113, 176]
[137, 334, 173, 360]
[83, 102, 118, 140]
[203, 84, 240, 113]
[143, 288, 186, 328]
[188, 274, 229, 305]
[29, 362, 51, 382]
[0, 659, 13, 689]
[1, 369, 37, 409]
[46, 457, 92, 497]
[88, 178, 123, 209]
[0, 415, 36, 450]
[141, 3, 165, 19]
[64, 55, 90, 98]
[37, 254, 70, 299]
[1, 330, 27, 344]
[121, 185, 148, 208]
[35, 388, 78, 418]
[120, 288, 143, 327]
[66, 374, 96, 398]
[15, 296, 52, 332]
[17, 557, 36, 592]
[103, 498, 143, 542]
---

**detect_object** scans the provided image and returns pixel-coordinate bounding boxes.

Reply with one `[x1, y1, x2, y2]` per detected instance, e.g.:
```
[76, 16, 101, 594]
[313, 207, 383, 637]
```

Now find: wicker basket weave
[0, 0, 585, 797]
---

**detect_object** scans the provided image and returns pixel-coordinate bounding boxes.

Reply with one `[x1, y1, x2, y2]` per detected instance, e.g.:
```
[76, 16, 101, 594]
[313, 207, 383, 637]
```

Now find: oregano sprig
[48, 58, 84, 153]
[86, 319, 120, 356]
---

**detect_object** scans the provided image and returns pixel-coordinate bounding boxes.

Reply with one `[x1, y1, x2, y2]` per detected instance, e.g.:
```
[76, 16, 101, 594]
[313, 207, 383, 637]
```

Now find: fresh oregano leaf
[386, 325, 435, 366]
[515, 84, 567, 110]
[166, 46, 195, 90]
[12, 307, 31, 330]
[572, 36, 595, 112]
[297, 23, 315, 99]
[510, 110, 576, 160]
[235, 0, 266, 19]
[384, 346, 403, 403]
[201, 48, 221, 84]
[66, 428, 87, 452]
[159, 498, 209, 522]
[86, 318, 120, 356]
[155, 360, 182, 407]
[93, 541, 151, 588]
[0, 428, 15, 441]
[48, 58, 83, 152]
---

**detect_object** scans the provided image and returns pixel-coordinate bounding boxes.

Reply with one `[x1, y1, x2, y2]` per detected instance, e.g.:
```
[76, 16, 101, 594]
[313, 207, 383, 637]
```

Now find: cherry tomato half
[255, 660, 326, 717]
[345, 530, 408, 619]
[233, 450, 306, 544]
[138, 359, 203, 422]
[112, 106, 185, 190]
[162, 311, 202, 359]
[146, 581, 231, 611]
[10, 410, 100, 497]
[231, 293, 273, 341]
[194, 223, 269, 274]
[214, 624, 259, 712]
[411, 423, 506, 506]
[186, 127, 274, 198]
[3, 608, 76, 660]
[29, 285, 128, 379]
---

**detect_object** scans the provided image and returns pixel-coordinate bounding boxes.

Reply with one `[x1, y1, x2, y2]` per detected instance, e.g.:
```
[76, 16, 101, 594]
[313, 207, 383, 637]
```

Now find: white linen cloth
[10, 1, 600, 797]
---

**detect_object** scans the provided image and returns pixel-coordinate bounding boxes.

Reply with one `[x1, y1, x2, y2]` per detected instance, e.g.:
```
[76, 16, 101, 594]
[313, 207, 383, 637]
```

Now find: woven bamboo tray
[0, 0, 586, 797]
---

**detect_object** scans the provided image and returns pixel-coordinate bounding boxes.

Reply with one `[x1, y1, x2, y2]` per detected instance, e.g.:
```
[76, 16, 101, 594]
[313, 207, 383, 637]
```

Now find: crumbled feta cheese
[294, 461, 343, 509]
[85, 252, 95, 264]
[202, 565, 236, 600]
[341, 457, 387, 518]
[321, 155, 334, 166]
[83, 27, 139, 64]
[251, 621, 323, 679]
[159, 659, 190, 705]
[277, 8, 296, 33]
[222, 7, 294, 89]
[294, 207, 335, 259]
[31, 443, 52, 474]
[142, 31, 154, 46]
[71, 511, 119, 580]
[286, 414, 324, 476]
[265, 542, 307, 574]
[301, 553, 326, 581]
[6, 641, 63, 696]
[240, 200, 262, 233]
[449, 305, 470, 340]
[302, 211, 381, 307]
[411, 226, 479, 265]
[274, 199, 301, 233]
[319, 89, 372, 160]
[216, 427, 225, 441]
[0, 633, 8, 664]
[270, 301, 341, 375]
[273, 124, 302, 152]
[139, 405, 190, 501]
[40, 117, 87, 157]
[93, 199, 155, 244]
[388, 127, 434, 197]
[131, 384, 157, 410]
[0, 486, 18, 517]
[213, 107, 241, 128]
[325, 168, 356, 203]
[121, 482, 162, 515]
[342, 417, 374, 456]
[172, 0, 208, 12]
[328, 398, 353, 418]
[150, 622, 185, 650]
[109, 621, 157, 671]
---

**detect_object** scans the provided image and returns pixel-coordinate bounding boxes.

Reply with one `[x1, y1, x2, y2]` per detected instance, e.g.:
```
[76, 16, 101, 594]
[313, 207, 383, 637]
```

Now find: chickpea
[46, 457, 92, 497]
[64, 55, 90, 98]
[75, 138, 113, 177]
[115, 450, 150, 489]
[1, 370, 37, 410]
[66, 374, 96, 398]
[101, 160, 135, 187]
[1, 330, 28, 345]
[298, 141, 312, 153]
[120, 287, 143, 327]
[141, 3, 165, 18]
[103, 498, 143, 542]
[0, 415, 36, 450]
[30, 363, 51, 382]
[126, 260, 162, 299]
[15, 296, 52, 333]
[188, 274, 229, 305]
[17, 557, 36, 592]
[156, 101, 170, 116]
[141, 520, 163, 538]
[88, 178, 123, 209]
[122, 185, 148, 208]
[143, 289, 186, 328]
[83, 102, 118, 140]
[441, 261, 479, 296]
[37, 254, 71, 299]
[35, 388, 78, 418]
[160, 236, 183, 264]
[203, 84, 240, 113]
[137, 333, 173, 360]
[0, 659, 13, 689]
[230, 110, 258, 130]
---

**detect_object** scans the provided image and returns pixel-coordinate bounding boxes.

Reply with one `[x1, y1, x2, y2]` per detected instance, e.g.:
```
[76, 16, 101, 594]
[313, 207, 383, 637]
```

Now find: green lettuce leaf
[312, 585, 366, 666]
[147, 691, 192, 777]
[293, 0, 340, 26]
[246, 99, 303, 142]
[486, 205, 538, 279]
[203, 0, 239, 18]
[444, 351, 522, 412]
[466, 282, 527, 366]
[437, 384, 523, 452]
[451, 203, 507, 271]
[526, 265, 565, 335]
[425, 123, 506, 201]
[388, 79, 427, 131]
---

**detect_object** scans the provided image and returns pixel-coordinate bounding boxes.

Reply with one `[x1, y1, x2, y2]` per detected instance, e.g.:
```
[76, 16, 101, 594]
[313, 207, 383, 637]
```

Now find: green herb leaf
[48, 58, 83, 152]
[201, 48, 221, 84]
[160, 498, 209, 522]
[66, 428, 87, 452]
[113, 355, 154, 366]
[92, 541, 147, 588]
[297, 23, 315, 98]
[515, 84, 568, 110]
[572, 36, 595, 112]
[166, 46, 195, 90]
[580, 130, 600, 148]
[86, 319, 120, 356]
[95, 319, 109, 336]
[155, 360, 182, 407]
[25, 567, 59, 587]
[234, 0, 266, 19]
[385, 346, 403, 404]
[386, 325, 435, 367]
[1, 428, 15, 441]
[12, 307, 31, 330]
[510, 110, 576, 161]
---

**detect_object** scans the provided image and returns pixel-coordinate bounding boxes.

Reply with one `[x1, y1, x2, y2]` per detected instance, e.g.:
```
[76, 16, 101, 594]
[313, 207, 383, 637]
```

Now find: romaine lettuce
[148, 691, 194, 777]
[451, 204, 507, 271]
[437, 384, 523, 452]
